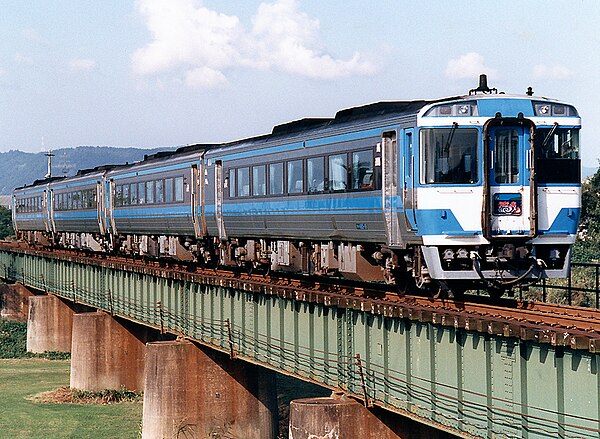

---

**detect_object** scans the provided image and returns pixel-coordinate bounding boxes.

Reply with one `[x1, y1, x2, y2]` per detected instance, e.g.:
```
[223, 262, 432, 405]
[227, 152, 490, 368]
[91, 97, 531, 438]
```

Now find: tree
[574, 166, 600, 261]
[0, 206, 13, 239]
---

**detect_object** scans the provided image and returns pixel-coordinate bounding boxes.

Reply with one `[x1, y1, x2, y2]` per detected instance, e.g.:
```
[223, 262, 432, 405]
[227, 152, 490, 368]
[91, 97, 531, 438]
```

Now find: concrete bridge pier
[288, 396, 455, 439]
[0, 282, 34, 321]
[26, 294, 81, 353]
[142, 339, 278, 439]
[70, 311, 152, 391]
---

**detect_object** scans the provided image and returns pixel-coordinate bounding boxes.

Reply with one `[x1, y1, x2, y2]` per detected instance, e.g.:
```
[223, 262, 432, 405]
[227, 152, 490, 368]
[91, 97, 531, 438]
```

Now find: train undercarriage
[18, 229, 567, 299]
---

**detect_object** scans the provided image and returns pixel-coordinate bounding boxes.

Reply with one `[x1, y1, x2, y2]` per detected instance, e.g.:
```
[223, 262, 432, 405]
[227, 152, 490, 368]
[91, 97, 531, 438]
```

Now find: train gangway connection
[1, 243, 599, 439]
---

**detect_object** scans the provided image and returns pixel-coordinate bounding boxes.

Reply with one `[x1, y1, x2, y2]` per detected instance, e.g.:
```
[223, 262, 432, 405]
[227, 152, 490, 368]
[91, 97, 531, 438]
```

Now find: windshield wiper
[541, 122, 559, 148]
[444, 122, 458, 152]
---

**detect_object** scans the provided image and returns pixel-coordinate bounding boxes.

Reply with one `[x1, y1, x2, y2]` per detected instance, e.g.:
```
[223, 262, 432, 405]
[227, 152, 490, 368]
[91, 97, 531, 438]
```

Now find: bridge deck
[1, 247, 598, 438]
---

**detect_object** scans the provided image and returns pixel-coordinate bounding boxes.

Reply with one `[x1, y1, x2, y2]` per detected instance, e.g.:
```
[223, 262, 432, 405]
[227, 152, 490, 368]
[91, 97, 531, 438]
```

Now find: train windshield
[421, 128, 478, 184]
[534, 127, 580, 184]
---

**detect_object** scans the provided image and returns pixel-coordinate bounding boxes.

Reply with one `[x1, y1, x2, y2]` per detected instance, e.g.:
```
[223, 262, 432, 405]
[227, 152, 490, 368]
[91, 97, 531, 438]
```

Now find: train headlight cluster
[533, 102, 577, 117]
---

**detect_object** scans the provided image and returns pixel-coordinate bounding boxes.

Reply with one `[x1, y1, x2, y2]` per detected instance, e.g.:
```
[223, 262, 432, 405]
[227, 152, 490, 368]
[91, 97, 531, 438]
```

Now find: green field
[0, 359, 142, 439]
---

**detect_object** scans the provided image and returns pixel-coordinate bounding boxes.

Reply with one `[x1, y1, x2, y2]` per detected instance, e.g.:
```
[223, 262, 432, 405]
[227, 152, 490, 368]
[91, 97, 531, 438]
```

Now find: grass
[0, 358, 143, 438]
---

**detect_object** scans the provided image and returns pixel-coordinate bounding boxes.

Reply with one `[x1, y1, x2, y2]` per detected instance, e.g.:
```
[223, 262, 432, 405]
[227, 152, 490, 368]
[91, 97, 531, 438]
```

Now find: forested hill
[0, 146, 173, 194]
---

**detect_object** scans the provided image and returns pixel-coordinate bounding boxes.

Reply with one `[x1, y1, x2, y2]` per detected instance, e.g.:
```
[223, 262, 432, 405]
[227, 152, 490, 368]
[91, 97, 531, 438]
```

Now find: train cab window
[130, 184, 138, 205]
[287, 160, 303, 194]
[138, 182, 146, 204]
[307, 157, 325, 193]
[237, 167, 250, 197]
[269, 163, 284, 195]
[156, 179, 164, 203]
[175, 176, 184, 202]
[146, 180, 155, 204]
[494, 128, 519, 184]
[352, 150, 374, 190]
[534, 127, 580, 184]
[421, 128, 478, 184]
[253, 165, 266, 196]
[164, 178, 173, 203]
[328, 154, 348, 191]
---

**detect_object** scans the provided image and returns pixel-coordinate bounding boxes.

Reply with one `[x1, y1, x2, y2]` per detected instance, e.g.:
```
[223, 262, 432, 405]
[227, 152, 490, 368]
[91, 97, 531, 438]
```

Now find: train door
[96, 180, 107, 235]
[214, 160, 227, 240]
[382, 131, 402, 247]
[42, 189, 50, 233]
[401, 128, 416, 230]
[487, 124, 535, 237]
[190, 164, 206, 239]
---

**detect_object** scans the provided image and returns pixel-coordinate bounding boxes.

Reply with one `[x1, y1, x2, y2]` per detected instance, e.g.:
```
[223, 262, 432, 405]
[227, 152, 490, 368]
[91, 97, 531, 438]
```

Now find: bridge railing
[523, 262, 600, 308]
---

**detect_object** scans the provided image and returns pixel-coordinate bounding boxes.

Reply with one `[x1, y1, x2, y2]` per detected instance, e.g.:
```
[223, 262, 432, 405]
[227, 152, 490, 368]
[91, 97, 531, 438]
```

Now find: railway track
[2, 241, 599, 352]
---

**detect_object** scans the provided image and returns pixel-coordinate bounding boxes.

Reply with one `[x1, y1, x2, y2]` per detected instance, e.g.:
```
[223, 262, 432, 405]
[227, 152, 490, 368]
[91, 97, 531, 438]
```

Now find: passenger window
[287, 160, 303, 194]
[146, 180, 155, 204]
[123, 185, 130, 206]
[328, 154, 347, 191]
[115, 186, 123, 207]
[164, 178, 173, 203]
[269, 163, 284, 195]
[253, 165, 266, 196]
[130, 184, 138, 205]
[228, 170, 236, 198]
[156, 179, 164, 203]
[307, 157, 325, 193]
[175, 176, 184, 202]
[237, 167, 250, 197]
[352, 150, 374, 189]
[138, 182, 145, 204]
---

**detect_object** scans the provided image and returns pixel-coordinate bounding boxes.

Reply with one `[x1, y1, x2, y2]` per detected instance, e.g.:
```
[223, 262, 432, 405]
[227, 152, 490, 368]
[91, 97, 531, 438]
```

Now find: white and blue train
[13, 77, 581, 296]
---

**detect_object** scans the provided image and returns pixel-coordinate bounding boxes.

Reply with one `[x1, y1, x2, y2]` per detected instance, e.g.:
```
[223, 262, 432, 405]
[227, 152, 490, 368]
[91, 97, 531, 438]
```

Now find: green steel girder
[1, 249, 598, 438]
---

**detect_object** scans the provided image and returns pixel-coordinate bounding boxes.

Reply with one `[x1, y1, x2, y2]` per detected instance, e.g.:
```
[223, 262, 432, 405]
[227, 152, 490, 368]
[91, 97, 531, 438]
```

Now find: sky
[0, 0, 599, 167]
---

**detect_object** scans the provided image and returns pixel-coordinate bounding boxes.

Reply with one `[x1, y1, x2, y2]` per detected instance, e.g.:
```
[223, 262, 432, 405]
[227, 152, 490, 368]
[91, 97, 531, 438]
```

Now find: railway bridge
[1, 243, 599, 439]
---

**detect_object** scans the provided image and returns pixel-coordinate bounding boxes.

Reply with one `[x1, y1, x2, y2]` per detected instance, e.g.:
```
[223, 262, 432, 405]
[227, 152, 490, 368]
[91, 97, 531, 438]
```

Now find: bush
[0, 319, 27, 358]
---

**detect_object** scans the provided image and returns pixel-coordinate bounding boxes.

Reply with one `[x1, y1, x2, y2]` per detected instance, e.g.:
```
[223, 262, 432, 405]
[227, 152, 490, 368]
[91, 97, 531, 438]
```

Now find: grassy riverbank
[0, 358, 143, 438]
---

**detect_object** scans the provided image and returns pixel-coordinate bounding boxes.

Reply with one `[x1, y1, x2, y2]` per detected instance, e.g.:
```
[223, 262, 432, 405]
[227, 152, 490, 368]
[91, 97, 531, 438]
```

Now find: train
[12, 76, 581, 297]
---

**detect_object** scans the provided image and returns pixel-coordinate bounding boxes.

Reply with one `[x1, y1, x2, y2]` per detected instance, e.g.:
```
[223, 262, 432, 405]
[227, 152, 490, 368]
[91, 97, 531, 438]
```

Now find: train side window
[287, 160, 303, 194]
[164, 178, 173, 203]
[307, 157, 325, 193]
[328, 154, 347, 191]
[156, 179, 164, 204]
[146, 180, 155, 204]
[228, 170, 236, 198]
[253, 165, 266, 196]
[175, 176, 184, 202]
[352, 150, 374, 190]
[123, 184, 130, 206]
[130, 184, 138, 205]
[82, 191, 89, 209]
[237, 167, 250, 197]
[138, 182, 145, 204]
[115, 185, 123, 207]
[269, 163, 284, 195]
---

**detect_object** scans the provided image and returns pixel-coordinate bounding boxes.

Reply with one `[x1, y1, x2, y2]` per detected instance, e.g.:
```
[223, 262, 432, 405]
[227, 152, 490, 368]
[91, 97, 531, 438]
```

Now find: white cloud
[184, 67, 227, 88]
[532, 64, 573, 81]
[445, 52, 497, 80]
[132, 0, 377, 88]
[68, 58, 97, 72]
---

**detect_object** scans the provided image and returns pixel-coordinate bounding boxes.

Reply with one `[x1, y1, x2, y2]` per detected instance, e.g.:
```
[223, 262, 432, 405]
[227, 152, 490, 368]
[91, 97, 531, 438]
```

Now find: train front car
[414, 87, 581, 296]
